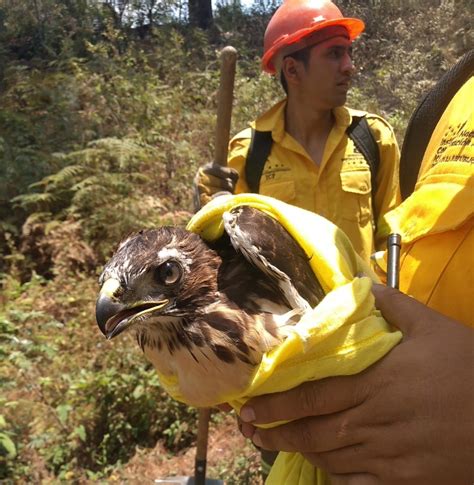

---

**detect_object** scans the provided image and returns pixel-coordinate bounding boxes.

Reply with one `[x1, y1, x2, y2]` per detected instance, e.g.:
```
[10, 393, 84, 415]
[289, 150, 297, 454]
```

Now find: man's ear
[281, 56, 302, 87]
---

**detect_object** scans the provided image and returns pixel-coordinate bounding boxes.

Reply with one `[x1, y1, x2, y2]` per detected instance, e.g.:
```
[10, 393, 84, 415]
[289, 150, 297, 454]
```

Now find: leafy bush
[0, 273, 198, 481]
[1, 28, 219, 276]
[349, 0, 472, 139]
[62, 358, 198, 473]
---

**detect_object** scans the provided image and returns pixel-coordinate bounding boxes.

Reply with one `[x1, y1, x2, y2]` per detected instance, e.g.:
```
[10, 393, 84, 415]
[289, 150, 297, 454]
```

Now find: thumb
[372, 284, 441, 336]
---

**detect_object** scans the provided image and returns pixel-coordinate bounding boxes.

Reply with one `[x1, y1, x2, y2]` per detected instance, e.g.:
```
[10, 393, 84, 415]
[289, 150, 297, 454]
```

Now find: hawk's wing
[222, 205, 325, 310]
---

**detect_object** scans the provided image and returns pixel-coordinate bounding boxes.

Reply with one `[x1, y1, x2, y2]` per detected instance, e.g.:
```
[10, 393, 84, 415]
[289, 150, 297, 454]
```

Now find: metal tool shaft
[387, 233, 401, 289]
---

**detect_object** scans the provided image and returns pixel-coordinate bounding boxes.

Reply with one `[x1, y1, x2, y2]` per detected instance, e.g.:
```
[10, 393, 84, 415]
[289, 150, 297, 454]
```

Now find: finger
[329, 472, 379, 485]
[240, 422, 256, 439]
[200, 173, 235, 192]
[205, 164, 239, 182]
[240, 374, 367, 425]
[372, 284, 413, 329]
[372, 284, 452, 336]
[211, 190, 233, 200]
[250, 412, 364, 453]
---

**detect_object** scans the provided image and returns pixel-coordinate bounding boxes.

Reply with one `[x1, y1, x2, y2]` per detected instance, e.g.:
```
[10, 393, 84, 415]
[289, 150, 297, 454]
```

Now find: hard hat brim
[262, 17, 365, 74]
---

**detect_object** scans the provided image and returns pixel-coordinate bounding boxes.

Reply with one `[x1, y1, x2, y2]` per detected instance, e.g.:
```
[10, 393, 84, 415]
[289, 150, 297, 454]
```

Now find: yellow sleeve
[367, 116, 401, 250]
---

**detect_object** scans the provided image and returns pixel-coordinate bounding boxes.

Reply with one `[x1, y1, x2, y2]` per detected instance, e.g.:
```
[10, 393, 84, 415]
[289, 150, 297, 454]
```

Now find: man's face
[297, 36, 355, 110]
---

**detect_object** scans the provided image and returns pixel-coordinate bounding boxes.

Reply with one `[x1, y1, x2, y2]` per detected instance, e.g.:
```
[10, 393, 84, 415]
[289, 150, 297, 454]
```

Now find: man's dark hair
[280, 45, 313, 94]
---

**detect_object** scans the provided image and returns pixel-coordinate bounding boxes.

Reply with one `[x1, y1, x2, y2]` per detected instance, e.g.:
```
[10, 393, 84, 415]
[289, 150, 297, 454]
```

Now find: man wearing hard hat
[195, 0, 401, 264]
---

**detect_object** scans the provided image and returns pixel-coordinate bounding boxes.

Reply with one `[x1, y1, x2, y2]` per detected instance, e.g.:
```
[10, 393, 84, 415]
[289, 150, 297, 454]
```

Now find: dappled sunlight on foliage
[0, 0, 471, 480]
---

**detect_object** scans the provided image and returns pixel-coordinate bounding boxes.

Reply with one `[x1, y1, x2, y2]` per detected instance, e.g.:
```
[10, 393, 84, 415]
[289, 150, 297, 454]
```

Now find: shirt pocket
[340, 168, 372, 224]
[259, 180, 296, 204]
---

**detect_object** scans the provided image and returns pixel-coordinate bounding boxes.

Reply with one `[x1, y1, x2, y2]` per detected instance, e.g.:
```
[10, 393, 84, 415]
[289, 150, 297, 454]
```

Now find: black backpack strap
[346, 115, 380, 199]
[245, 128, 273, 193]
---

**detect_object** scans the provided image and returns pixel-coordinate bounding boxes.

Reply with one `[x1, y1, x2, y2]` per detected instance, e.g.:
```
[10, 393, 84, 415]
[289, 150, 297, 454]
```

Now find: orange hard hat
[262, 0, 365, 74]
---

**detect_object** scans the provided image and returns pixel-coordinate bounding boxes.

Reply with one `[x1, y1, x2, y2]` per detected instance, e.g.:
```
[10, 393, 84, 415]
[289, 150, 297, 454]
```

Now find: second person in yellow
[195, 0, 401, 263]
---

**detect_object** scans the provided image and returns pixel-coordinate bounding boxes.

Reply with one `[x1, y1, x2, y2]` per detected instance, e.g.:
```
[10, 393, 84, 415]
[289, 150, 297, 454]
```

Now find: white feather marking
[157, 246, 181, 260]
[157, 246, 192, 269]
[117, 236, 133, 251]
[223, 210, 311, 313]
[273, 307, 305, 326]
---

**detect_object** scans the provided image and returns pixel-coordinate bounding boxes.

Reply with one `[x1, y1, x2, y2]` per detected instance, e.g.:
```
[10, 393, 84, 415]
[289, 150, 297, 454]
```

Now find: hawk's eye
[154, 261, 182, 286]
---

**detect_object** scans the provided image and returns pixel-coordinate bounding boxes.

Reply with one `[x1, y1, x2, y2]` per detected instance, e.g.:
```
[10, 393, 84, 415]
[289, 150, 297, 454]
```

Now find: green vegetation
[0, 0, 471, 481]
[0, 272, 200, 481]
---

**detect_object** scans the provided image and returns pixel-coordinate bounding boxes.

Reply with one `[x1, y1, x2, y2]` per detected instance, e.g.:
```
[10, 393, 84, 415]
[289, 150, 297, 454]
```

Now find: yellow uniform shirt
[228, 100, 401, 262]
[382, 77, 474, 326]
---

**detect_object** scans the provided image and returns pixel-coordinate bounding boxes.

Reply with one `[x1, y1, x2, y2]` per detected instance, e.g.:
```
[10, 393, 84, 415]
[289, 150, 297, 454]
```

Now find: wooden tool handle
[214, 46, 237, 167]
[195, 407, 212, 485]
[193, 47, 237, 485]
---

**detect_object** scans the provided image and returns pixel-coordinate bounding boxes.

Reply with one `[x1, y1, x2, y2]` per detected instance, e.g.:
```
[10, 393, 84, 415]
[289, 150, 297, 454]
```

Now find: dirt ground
[110, 414, 263, 484]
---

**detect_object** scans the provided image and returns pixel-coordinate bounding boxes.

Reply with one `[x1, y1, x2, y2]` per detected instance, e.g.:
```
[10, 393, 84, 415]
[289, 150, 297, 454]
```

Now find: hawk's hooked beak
[96, 278, 169, 340]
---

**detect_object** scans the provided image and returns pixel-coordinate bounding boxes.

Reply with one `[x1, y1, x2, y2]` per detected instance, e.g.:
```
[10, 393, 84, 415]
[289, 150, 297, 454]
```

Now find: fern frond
[12, 192, 57, 210]
[70, 175, 102, 193]
[31, 165, 87, 191]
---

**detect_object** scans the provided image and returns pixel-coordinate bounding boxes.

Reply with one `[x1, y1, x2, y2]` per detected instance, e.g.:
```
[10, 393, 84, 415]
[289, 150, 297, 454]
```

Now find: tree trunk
[188, 0, 213, 29]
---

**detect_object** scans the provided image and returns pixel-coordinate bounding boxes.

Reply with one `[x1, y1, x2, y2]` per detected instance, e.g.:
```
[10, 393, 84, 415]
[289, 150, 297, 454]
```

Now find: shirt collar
[250, 101, 362, 151]
[252, 99, 287, 142]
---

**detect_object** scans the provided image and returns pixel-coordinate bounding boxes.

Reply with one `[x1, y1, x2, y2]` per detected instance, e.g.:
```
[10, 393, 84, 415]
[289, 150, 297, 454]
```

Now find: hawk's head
[96, 227, 221, 340]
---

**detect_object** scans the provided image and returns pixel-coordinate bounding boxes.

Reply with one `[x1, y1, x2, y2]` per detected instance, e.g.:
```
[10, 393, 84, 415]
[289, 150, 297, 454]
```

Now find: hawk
[96, 206, 325, 406]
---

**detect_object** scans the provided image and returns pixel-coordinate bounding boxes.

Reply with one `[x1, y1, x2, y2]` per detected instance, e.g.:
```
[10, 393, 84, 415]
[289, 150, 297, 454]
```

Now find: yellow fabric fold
[173, 193, 402, 484]
[381, 162, 473, 244]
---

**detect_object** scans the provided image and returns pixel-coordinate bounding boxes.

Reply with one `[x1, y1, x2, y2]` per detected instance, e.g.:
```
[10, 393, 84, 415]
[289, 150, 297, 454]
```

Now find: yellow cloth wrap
[164, 193, 402, 484]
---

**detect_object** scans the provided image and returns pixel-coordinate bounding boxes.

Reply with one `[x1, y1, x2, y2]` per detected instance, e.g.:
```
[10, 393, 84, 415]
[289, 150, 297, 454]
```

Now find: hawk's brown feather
[96, 206, 325, 405]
